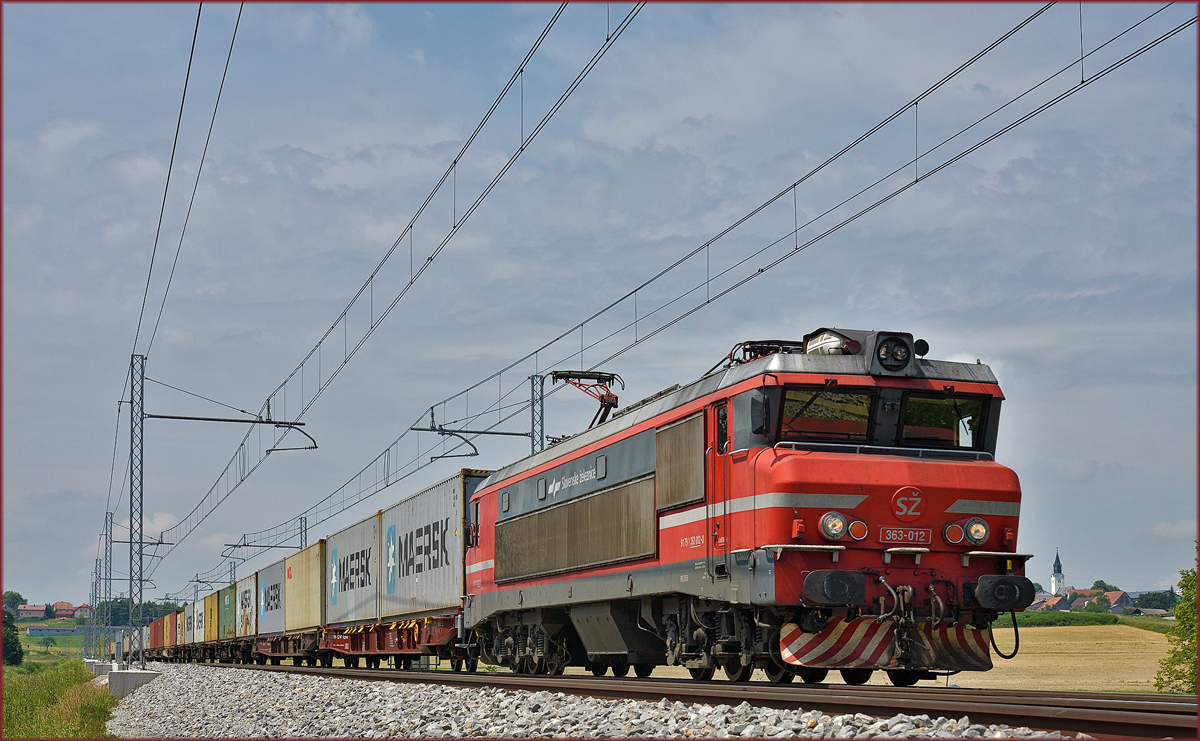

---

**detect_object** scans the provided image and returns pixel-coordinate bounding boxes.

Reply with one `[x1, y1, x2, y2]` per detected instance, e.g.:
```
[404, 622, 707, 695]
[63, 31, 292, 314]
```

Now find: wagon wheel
[886, 669, 920, 687]
[465, 657, 478, 673]
[450, 658, 464, 672]
[589, 662, 608, 677]
[798, 667, 828, 684]
[633, 663, 654, 678]
[610, 660, 630, 677]
[688, 667, 715, 681]
[721, 659, 753, 682]
[839, 668, 873, 685]
[764, 659, 795, 684]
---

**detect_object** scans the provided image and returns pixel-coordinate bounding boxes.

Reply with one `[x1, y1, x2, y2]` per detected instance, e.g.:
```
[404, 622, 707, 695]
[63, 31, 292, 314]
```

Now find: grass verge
[2, 658, 117, 738]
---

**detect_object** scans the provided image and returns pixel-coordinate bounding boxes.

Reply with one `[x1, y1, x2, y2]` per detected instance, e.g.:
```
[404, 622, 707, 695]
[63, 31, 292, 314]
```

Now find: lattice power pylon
[129, 354, 145, 668]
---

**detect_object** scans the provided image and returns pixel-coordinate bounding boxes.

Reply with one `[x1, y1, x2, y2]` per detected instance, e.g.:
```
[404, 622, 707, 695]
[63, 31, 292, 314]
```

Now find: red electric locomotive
[461, 328, 1034, 686]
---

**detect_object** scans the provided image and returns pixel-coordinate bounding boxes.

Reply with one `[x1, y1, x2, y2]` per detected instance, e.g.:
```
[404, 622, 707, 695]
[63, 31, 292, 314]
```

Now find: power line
[146, 3, 244, 357]
[191, 3, 1194, 582]
[145, 4, 645, 579]
[131, 3, 202, 358]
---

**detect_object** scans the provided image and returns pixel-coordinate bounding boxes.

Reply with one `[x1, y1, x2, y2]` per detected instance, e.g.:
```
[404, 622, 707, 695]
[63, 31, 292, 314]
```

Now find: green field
[1, 658, 117, 738]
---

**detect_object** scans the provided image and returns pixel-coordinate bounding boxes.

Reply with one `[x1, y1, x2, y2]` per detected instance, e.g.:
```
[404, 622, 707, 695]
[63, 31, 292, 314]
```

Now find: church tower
[1051, 549, 1065, 596]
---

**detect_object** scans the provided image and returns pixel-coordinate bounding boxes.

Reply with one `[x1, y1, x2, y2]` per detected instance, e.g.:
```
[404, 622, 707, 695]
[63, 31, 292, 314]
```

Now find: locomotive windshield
[899, 393, 988, 450]
[780, 387, 873, 442]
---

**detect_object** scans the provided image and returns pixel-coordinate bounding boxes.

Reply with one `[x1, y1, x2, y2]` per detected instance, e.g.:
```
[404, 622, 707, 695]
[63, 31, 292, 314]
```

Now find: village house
[73, 604, 95, 619]
[16, 604, 46, 620]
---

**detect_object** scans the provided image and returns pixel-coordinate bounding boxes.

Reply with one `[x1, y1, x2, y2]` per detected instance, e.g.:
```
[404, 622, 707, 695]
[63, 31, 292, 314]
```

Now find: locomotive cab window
[779, 387, 873, 442]
[900, 394, 988, 449]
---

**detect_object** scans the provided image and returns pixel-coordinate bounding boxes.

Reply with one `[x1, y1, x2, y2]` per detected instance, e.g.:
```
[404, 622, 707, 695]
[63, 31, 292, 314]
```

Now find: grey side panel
[495, 477, 655, 582]
[466, 549, 780, 628]
[498, 430, 655, 521]
[257, 560, 285, 636]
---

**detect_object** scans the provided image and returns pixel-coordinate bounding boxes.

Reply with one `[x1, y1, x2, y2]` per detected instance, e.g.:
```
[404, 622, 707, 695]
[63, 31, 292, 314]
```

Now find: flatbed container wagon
[257, 540, 325, 663]
[319, 470, 488, 669]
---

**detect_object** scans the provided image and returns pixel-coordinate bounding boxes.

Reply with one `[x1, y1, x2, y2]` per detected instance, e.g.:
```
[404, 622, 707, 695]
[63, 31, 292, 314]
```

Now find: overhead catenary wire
[184, 4, 1194, 585]
[165, 5, 1194, 591]
[146, 3, 244, 357]
[146, 4, 645, 579]
[131, 3, 202, 358]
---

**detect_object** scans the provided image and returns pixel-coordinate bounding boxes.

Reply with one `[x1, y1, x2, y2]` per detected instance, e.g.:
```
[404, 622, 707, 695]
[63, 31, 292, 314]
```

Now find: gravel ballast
[106, 662, 1082, 738]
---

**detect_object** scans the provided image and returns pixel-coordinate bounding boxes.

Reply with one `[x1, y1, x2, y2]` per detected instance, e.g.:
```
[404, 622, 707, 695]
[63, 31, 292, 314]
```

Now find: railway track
[226, 663, 1197, 738]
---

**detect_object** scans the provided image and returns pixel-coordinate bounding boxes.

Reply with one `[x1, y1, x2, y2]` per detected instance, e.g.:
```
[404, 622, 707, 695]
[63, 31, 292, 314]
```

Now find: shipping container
[149, 617, 162, 649]
[236, 574, 257, 638]
[284, 539, 326, 632]
[176, 609, 185, 646]
[326, 512, 381, 627]
[380, 470, 487, 620]
[204, 592, 218, 643]
[257, 560, 285, 636]
[186, 599, 198, 642]
[219, 584, 236, 640]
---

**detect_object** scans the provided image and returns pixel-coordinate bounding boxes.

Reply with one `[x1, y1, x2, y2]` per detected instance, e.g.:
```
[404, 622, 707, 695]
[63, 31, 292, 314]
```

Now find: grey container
[326, 513, 381, 627]
[380, 470, 489, 620]
[257, 559, 286, 636]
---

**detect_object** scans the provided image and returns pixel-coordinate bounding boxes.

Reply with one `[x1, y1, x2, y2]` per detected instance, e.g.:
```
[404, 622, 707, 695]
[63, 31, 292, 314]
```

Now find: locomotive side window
[717, 405, 730, 453]
[779, 387, 873, 442]
[899, 394, 988, 449]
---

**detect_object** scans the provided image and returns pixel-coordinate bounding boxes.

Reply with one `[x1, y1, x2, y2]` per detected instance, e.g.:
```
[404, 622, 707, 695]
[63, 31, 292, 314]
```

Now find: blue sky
[3, 3, 1195, 608]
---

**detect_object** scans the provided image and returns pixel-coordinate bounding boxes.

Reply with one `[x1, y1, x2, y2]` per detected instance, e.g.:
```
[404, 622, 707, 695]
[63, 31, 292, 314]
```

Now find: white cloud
[1152, 520, 1198, 540]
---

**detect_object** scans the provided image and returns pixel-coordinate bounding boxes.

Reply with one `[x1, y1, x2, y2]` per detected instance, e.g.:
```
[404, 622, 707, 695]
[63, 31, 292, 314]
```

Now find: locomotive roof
[478, 349, 999, 491]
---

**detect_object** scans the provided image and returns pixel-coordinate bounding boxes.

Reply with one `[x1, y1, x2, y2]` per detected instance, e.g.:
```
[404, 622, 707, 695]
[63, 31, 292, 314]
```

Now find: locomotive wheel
[450, 658, 463, 672]
[798, 667, 828, 684]
[552, 662, 566, 675]
[466, 658, 478, 673]
[688, 667, 715, 681]
[589, 663, 608, 677]
[722, 659, 754, 683]
[532, 657, 548, 675]
[839, 668, 873, 685]
[633, 663, 654, 678]
[886, 670, 920, 687]
[610, 661, 630, 678]
[764, 661, 795, 684]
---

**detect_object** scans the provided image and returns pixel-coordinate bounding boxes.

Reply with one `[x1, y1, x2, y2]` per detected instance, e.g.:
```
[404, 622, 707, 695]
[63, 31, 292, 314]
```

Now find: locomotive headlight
[964, 517, 990, 545]
[875, 337, 912, 371]
[819, 511, 848, 540]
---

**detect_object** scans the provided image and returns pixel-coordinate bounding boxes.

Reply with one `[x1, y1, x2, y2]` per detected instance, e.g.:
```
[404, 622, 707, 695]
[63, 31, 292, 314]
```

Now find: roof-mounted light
[805, 331, 861, 356]
[875, 336, 912, 371]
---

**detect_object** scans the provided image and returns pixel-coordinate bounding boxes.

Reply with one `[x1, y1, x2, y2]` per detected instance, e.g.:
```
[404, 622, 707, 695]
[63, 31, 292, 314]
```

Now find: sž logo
[397, 518, 451, 578]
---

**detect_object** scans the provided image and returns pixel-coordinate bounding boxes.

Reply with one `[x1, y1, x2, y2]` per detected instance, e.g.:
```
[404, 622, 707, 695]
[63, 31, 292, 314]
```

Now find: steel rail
[215, 664, 1197, 738]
